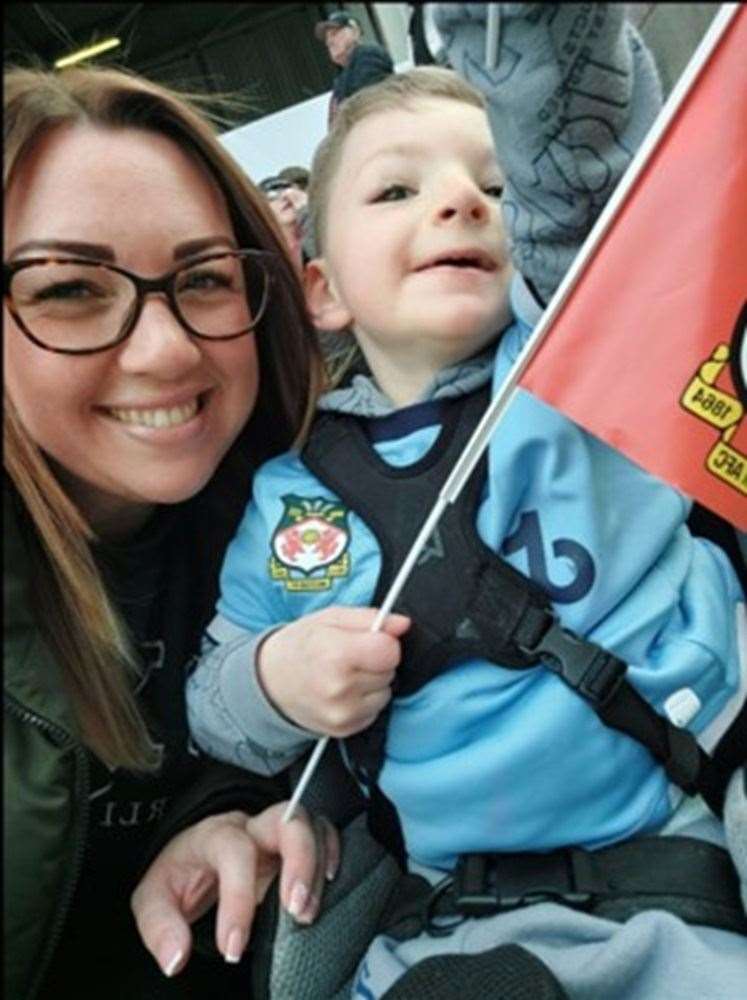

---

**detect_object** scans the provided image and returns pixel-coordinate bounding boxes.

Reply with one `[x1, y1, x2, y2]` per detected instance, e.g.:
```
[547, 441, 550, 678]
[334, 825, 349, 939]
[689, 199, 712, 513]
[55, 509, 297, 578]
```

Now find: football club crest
[269, 494, 351, 591]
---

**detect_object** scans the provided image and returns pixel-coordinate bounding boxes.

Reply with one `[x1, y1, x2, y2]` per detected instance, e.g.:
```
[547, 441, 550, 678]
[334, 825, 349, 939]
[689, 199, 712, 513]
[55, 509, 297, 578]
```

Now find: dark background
[3, 3, 384, 131]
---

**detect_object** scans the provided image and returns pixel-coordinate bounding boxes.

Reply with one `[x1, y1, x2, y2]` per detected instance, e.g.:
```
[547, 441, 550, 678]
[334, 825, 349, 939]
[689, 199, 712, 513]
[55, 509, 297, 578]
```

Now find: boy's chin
[427, 310, 511, 353]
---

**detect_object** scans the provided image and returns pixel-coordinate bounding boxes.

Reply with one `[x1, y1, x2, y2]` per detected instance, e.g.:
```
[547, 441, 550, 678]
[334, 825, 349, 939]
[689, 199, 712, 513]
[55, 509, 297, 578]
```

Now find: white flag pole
[485, 4, 500, 70]
[282, 3, 739, 824]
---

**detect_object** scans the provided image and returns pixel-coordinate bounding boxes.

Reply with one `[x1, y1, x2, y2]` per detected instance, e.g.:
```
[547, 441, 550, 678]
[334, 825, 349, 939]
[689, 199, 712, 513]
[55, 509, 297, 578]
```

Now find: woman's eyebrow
[8, 239, 115, 261]
[173, 236, 236, 260]
[8, 235, 236, 263]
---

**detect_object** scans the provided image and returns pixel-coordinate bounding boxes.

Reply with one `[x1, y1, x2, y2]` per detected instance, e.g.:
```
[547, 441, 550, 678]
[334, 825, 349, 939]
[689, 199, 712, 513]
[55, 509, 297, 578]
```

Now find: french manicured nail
[224, 926, 245, 964]
[326, 861, 338, 881]
[287, 880, 309, 920]
[161, 943, 184, 978]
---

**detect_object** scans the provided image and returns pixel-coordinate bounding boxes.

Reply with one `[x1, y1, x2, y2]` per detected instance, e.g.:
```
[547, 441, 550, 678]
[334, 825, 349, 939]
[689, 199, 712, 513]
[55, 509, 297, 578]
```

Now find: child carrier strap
[301, 389, 738, 843]
[379, 835, 747, 941]
[245, 815, 746, 1000]
[438, 836, 747, 935]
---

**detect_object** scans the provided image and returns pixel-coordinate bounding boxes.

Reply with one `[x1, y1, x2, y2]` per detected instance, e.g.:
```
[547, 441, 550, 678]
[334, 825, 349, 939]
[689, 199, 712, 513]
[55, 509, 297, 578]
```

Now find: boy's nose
[435, 182, 489, 225]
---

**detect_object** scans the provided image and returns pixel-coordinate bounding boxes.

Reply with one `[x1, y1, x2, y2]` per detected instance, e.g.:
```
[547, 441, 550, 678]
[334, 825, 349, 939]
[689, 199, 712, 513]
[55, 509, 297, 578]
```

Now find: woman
[4, 64, 334, 999]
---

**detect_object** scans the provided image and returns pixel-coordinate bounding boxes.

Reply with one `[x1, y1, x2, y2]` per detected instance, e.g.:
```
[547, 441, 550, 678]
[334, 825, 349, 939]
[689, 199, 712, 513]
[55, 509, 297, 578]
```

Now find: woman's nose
[117, 296, 202, 377]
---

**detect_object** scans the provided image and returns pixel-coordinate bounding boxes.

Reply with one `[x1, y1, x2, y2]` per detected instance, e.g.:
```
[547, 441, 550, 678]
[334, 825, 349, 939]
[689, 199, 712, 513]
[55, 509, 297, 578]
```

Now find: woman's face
[4, 124, 260, 535]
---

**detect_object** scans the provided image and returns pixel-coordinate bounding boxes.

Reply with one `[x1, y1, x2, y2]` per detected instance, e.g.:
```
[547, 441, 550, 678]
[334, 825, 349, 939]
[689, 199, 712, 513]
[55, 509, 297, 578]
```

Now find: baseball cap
[277, 165, 310, 190]
[259, 176, 293, 197]
[314, 11, 360, 41]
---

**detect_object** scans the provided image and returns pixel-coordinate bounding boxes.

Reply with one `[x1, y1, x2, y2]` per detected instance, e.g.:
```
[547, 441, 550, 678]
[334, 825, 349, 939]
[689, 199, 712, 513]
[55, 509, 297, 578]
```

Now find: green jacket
[4, 489, 90, 999]
[4, 487, 291, 999]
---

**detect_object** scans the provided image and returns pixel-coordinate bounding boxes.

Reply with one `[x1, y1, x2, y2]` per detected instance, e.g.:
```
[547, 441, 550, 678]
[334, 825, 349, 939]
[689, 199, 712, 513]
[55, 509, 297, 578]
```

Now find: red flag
[519, 6, 747, 531]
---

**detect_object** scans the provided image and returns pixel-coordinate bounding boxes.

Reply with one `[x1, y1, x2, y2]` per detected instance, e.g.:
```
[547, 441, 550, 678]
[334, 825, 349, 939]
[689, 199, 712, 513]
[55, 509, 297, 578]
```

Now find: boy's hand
[257, 607, 410, 736]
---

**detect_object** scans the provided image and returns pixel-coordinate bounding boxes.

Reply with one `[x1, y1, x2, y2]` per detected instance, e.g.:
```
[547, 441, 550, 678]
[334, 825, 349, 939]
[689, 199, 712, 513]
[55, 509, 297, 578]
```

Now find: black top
[329, 42, 394, 124]
[37, 502, 286, 999]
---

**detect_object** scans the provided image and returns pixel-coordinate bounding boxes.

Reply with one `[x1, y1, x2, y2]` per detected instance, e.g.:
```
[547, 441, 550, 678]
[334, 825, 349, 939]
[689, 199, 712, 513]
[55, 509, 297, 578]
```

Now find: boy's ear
[303, 258, 354, 333]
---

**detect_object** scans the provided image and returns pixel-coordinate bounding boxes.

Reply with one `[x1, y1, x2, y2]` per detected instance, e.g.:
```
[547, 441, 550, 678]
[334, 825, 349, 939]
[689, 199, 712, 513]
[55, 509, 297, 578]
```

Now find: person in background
[259, 174, 309, 270]
[314, 10, 394, 127]
[3, 64, 336, 1000]
[277, 165, 310, 192]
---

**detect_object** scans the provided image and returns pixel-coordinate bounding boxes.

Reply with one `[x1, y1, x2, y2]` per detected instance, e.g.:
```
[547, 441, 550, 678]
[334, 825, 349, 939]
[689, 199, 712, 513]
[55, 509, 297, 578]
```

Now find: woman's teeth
[108, 399, 199, 428]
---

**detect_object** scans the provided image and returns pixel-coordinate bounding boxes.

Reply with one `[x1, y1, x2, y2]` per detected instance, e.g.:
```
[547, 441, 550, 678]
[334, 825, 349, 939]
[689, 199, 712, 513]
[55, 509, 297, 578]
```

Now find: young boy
[188, 7, 746, 996]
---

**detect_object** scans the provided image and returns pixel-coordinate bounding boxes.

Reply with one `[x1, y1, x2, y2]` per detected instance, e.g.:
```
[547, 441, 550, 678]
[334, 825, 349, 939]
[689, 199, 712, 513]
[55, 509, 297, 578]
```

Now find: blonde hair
[308, 66, 486, 255]
[4, 64, 325, 771]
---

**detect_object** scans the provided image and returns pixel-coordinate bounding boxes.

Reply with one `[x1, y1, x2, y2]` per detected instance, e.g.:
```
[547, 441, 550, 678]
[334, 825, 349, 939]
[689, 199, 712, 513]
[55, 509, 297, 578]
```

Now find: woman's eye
[178, 270, 231, 292]
[373, 184, 413, 203]
[34, 280, 100, 301]
[483, 184, 504, 199]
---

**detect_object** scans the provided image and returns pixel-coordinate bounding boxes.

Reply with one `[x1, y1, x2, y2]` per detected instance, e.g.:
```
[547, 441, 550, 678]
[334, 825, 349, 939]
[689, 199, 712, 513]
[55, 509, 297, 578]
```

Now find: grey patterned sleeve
[724, 766, 747, 913]
[435, 3, 663, 302]
[186, 615, 316, 776]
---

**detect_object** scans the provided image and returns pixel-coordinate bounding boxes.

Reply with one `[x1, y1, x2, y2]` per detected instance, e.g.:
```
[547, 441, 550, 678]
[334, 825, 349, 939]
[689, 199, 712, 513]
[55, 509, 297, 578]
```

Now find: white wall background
[219, 90, 330, 183]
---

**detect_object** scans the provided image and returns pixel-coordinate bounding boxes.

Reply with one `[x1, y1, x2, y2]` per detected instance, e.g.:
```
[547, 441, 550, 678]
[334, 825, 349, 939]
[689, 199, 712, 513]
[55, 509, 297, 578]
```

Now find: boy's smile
[309, 97, 513, 405]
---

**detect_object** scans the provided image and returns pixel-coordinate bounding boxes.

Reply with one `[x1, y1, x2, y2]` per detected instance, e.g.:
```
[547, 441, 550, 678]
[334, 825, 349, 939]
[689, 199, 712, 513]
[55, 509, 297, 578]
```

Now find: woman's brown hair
[4, 64, 325, 770]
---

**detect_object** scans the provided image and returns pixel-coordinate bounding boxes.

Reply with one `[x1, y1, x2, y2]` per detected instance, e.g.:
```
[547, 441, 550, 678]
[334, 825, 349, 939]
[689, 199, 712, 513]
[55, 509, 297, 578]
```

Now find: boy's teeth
[109, 400, 199, 427]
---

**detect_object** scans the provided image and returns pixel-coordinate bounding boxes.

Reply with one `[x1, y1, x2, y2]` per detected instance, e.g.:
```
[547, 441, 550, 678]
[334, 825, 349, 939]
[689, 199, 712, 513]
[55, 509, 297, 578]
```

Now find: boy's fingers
[314, 606, 410, 634]
[379, 613, 411, 637]
[359, 689, 393, 720]
[353, 667, 396, 692]
[324, 630, 402, 677]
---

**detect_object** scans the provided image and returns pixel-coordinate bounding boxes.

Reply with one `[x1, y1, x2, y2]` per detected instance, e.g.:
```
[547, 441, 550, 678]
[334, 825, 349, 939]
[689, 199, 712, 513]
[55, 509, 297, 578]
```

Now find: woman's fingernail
[224, 926, 245, 964]
[161, 945, 184, 978]
[287, 880, 309, 920]
[326, 862, 338, 882]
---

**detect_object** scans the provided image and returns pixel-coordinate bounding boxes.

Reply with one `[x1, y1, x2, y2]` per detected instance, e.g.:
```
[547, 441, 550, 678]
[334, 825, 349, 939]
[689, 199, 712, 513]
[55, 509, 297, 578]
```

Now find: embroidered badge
[680, 304, 746, 498]
[269, 494, 351, 591]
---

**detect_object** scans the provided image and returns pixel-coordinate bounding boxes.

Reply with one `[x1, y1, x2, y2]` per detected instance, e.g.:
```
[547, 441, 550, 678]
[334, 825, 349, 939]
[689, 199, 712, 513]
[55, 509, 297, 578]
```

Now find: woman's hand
[257, 607, 411, 736]
[131, 803, 339, 977]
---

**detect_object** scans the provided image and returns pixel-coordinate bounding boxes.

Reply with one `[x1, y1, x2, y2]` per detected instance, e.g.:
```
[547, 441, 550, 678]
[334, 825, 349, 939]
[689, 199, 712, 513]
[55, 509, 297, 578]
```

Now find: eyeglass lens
[8, 253, 266, 351]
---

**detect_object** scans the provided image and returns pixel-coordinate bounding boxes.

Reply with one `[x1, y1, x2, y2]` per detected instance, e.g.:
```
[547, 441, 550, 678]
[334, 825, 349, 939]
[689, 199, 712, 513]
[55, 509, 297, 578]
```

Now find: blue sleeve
[186, 457, 318, 774]
[435, 3, 663, 301]
[186, 616, 317, 776]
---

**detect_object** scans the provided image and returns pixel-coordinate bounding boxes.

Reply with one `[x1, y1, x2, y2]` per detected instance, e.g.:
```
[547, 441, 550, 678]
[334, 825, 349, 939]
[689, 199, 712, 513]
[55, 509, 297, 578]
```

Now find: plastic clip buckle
[454, 854, 499, 917]
[523, 618, 627, 708]
[454, 851, 596, 919]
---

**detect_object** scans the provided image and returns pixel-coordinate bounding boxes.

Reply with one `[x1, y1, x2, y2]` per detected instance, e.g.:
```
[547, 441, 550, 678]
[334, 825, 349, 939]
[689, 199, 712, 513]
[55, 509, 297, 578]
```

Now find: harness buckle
[453, 851, 595, 918]
[453, 854, 500, 916]
[522, 616, 627, 708]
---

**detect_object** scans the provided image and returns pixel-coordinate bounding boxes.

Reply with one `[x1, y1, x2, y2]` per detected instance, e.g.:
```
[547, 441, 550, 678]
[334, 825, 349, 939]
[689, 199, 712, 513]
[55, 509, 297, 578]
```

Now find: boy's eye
[373, 184, 413, 203]
[483, 184, 504, 199]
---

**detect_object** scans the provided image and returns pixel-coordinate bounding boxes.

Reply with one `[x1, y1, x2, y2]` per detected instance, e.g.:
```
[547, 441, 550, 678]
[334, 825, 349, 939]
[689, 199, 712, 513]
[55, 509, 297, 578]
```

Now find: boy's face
[308, 97, 513, 400]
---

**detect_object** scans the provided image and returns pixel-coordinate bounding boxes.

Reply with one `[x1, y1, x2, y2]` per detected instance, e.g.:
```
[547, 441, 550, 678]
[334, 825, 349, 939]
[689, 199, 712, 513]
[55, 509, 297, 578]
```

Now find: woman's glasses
[3, 249, 274, 355]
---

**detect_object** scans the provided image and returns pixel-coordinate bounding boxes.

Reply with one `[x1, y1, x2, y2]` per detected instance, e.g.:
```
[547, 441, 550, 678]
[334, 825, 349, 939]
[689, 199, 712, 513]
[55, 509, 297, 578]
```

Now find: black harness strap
[306, 389, 549, 682]
[301, 390, 735, 837]
[523, 619, 734, 815]
[435, 836, 747, 935]
[378, 836, 747, 942]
